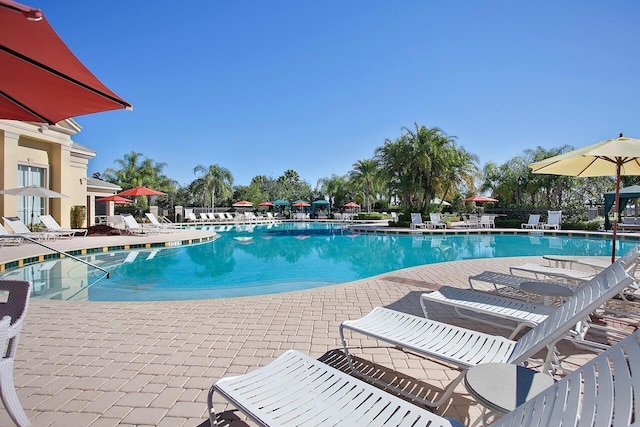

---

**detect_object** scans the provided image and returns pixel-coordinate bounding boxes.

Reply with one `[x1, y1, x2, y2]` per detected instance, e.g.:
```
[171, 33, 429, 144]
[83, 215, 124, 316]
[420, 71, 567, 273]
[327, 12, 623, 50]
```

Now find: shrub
[357, 212, 384, 220]
[70, 205, 86, 229]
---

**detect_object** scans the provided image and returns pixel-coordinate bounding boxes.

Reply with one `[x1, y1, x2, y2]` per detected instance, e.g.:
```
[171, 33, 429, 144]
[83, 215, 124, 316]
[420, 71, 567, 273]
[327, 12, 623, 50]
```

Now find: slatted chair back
[508, 259, 635, 366]
[492, 330, 640, 427]
[547, 210, 562, 227]
[429, 213, 445, 226]
[0, 280, 31, 426]
[410, 213, 424, 226]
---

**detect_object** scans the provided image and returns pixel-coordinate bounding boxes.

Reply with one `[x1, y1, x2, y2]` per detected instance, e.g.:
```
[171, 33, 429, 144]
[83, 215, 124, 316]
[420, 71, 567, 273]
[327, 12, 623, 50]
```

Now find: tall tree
[102, 151, 173, 208]
[317, 174, 349, 211]
[193, 164, 233, 210]
[349, 159, 380, 212]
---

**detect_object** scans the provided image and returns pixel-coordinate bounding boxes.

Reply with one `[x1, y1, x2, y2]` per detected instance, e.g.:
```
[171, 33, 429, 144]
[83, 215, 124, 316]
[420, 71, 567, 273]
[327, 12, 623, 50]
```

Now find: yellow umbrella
[529, 133, 640, 262]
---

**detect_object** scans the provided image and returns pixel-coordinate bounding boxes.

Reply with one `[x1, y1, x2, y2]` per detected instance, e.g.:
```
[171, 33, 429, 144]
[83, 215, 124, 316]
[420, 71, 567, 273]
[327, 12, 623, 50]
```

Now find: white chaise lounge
[208, 319, 640, 427]
[410, 212, 428, 229]
[39, 214, 88, 237]
[339, 259, 633, 407]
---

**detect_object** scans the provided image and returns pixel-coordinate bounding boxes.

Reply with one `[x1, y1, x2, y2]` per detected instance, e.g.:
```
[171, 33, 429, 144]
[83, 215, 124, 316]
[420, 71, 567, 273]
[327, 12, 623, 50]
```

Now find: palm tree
[193, 164, 234, 210]
[102, 151, 173, 209]
[349, 159, 380, 213]
[317, 174, 349, 211]
[435, 144, 479, 206]
[375, 135, 414, 208]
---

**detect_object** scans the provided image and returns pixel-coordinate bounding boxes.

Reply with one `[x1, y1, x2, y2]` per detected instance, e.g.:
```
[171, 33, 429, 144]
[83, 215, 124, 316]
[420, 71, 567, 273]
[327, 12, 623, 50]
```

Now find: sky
[39, 1, 640, 188]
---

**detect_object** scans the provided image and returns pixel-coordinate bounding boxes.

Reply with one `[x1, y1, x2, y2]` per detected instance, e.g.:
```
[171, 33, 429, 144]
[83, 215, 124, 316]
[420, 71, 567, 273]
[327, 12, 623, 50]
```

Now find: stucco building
[0, 119, 118, 228]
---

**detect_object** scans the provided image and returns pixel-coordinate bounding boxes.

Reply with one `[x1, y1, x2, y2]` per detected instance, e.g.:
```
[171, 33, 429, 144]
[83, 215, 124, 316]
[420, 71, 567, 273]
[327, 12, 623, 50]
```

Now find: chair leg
[0, 359, 29, 427]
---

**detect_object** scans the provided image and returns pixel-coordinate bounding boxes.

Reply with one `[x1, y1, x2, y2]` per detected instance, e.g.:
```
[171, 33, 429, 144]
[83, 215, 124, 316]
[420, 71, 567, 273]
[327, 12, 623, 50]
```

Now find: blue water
[3, 222, 635, 302]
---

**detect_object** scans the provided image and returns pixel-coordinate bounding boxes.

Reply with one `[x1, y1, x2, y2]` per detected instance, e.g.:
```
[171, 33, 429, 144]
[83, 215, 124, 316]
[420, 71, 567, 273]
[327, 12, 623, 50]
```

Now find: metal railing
[0, 234, 110, 281]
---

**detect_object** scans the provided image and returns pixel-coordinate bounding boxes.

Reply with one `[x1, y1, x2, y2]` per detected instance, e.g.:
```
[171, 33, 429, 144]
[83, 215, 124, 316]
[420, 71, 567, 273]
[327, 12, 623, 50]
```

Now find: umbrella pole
[612, 161, 622, 263]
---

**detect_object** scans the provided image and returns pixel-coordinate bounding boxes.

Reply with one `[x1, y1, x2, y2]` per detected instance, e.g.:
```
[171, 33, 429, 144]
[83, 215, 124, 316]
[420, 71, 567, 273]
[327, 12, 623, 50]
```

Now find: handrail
[0, 234, 110, 279]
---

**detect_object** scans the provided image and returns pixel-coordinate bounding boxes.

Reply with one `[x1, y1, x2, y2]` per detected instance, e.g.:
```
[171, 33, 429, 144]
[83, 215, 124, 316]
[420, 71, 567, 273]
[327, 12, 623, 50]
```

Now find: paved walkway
[0, 232, 606, 426]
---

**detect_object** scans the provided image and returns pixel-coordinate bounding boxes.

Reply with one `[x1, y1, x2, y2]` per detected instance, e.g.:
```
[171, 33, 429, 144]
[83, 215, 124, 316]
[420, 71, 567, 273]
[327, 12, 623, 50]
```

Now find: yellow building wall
[0, 120, 93, 228]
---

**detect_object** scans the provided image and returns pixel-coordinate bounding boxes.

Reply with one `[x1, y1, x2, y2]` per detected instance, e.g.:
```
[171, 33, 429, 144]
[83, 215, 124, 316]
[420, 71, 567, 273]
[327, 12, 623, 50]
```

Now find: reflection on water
[1, 222, 633, 302]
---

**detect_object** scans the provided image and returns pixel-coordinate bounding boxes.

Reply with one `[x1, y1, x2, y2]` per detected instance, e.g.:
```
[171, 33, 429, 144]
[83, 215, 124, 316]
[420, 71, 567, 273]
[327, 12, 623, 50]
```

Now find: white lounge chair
[428, 212, 447, 229]
[208, 319, 640, 427]
[521, 214, 540, 229]
[144, 213, 177, 232]
[410, 212, 428, 229]
[0, 280, 32, 427]
[0, 223, 23, 247]
[121, 214, 156, 235]
[39, 214, 88, 237]
[480, 214, 495, 228]
[421, 286, 558, 339]
[186, 212, 199, 222]
[422, 246, 639, 340]
[509, 262, 594, 283]
[339, 260, 634, 407]
[2, 216, 54, 241]
[541, 210, 562, 230]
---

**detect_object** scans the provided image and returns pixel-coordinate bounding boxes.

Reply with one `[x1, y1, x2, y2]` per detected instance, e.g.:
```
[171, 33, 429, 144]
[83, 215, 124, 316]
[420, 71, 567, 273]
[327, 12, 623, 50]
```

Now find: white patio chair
[0, 224, 23, 247]
[521, 214, 540, 229]
[509, 262, 594, 284]
[541, 210, 562, 230]
[0, 280, 31, 427]
[423, 247, 639, 340]
[428, 212, 447, 229]
[2, 217, 54, 241]
[339, 259, 634, 407]
[208, 319, 640, 427]
[144, 213, 177, 232]
[480, 215, 495, 228]
[121, 214, 156, 235]
[468, 270, 568, 291]
[39, 214, 87, 237]
[425, 268, 640, 353]
[410, 212, 428, 229]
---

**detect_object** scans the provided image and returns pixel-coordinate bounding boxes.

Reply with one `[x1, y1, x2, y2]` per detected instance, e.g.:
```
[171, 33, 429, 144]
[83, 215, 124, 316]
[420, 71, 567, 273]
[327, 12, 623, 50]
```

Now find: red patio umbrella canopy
[233, 200, 253, 207]
[96, 195, 132, 204]
[259, 201, 274, 207]
[116, 186, 166, 197]
[464, 195, 498, 203]
[344, 202, 360, 208]
[0, 0, 132, 124]
[292, 202, 310, 207]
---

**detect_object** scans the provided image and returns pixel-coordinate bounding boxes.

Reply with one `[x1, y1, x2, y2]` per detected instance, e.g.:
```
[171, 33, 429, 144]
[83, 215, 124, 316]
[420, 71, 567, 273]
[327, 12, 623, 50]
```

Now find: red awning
[0, 0, 132, 124]
[463, 195, 498, 203]
[96, 195, 133, 204]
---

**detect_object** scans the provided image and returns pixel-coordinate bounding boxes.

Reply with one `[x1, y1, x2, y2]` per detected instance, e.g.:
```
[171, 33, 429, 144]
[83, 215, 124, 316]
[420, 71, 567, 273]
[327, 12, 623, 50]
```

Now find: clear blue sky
[42, 1, 640, 187]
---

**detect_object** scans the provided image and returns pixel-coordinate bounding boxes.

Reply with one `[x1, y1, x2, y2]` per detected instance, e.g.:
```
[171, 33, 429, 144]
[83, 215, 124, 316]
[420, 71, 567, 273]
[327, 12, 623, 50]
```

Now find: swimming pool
[2, 222, 635, 301]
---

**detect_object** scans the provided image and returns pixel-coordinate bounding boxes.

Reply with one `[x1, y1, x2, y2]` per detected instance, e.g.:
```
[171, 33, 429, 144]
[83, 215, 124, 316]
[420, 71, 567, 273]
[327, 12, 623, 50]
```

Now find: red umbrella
[259, 201, 274, 207]
[292, 201, 310, 207]
[0, 0, 132, 124]
[233, 200, 254, 207]
[96, 195, 132, 204]
[463, 195, 498, 203]
[344, 202, 360, 208]
[116, 186, 166, 197]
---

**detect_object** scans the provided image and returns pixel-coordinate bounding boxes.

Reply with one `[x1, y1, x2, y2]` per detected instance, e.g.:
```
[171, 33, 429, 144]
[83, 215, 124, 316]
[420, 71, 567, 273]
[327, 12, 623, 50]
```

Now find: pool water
[2, 222, 634, 302]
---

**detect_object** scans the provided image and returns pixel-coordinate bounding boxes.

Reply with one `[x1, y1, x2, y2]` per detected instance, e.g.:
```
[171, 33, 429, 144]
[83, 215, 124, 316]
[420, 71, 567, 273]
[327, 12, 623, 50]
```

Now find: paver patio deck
[0, 231, 612, 426]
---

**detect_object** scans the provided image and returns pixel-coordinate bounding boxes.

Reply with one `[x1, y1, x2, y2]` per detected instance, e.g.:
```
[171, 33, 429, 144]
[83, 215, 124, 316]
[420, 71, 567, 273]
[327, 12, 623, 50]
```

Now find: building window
[18, 164, 46, 225]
